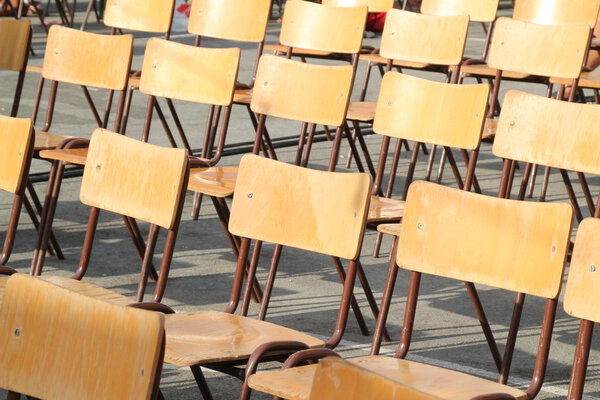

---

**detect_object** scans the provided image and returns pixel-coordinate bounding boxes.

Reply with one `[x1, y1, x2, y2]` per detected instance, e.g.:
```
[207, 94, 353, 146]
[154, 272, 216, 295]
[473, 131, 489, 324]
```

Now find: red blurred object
[366, 12, 386, 32]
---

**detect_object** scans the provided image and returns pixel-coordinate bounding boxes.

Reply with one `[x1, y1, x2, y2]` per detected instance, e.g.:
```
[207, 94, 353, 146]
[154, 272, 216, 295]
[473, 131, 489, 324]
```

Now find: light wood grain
[39, 276, 133, 306]
[460, 63, 530, 79]
[421, 0, 499, 23]
[368, 196, 405, 222]
[188, 0, 270, 42]
[397, 181, 572, 298]
[0, 19, 30, 72]
[493, 91, 600, 175]
[551, 68, 600, 88]
[0, 116, 33, 194]
[373, 72, 488, 150]
[229, 154, 371, 260]
[188, 166, 237, 198]
[164, 310, 324, 366]
[251, 54, 354, 127]
[34, 131, 72, 151]
[42, 26, 133, 91]
[514, 0, 600, 28]
[0, 274, 163, 400]
[359, 53, 430, 69]
[488, 17, 589, 79]
[140, 38, 240, 106]
[379, 9, 469, 66]
[80, 129, 188, 229]
[279, 0, 367, 54]
[564, 218, 600, 322]
[322, 0, 393, 12]
[104, 0, 175, 33]
[39, 147, 88, 165]
[347, 101, 376, 122]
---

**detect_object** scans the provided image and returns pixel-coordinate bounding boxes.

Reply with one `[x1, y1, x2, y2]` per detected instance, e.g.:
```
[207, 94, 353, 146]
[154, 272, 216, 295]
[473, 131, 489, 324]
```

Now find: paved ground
[2, 1, 600, 399]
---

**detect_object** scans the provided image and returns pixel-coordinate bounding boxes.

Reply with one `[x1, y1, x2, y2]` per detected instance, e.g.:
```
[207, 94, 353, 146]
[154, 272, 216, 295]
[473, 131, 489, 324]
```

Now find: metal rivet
[96, 163, 101, 170]
[391, 31, 396, 36]
[18, 152, 22, 156]
[14, 329, 20, 337]
[353, 212, 357, 217]
[417, 223, 423, 229]
[54, 50, 59, 55]
[551, 245, 556, 253]
[263, 81, 268, 86]
[510, 121, 516, 127]
[475, 113, 479, 118]
[152, 63, 157, 69]
[247, 192, 253, 198]
[387, 100, 393, 106]
[500, 41, 505, 46]
[590, 265, 596, 273]
[141, 369, 145, 376]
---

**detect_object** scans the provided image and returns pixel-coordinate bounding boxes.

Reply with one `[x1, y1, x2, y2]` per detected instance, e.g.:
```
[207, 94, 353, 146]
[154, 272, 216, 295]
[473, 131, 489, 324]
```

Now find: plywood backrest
[564, 218, 600, 322]
[0, 116, 34, 195]
[322, 0, 394, 12]
[279, 0, 367, 54]
[493, 91, 600, 175]
[42, 26, 133, 91]
[80, 129, 188, 229]
[309, 357, 442, 400]
[487, 17, 589, 79]
[373, 72, 487, 150]
[0, 274, 164, 400]
[188, 0, 270, 42]
[104, 0, 175, 33]
[514, 0, 600, 28]
[421, 0, 499, 23]
[379, 9, 469, 66]
[251, 54, 354, 126]
[140, 38, 240, 106]
[397, 181, 572, 298]
[229, 155, 371, 260]
[0, 19, 30, 72]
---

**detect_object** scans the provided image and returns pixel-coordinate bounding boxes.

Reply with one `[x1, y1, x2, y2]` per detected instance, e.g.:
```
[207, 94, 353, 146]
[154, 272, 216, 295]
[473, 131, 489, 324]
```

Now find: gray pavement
[1, 1, 600, 399]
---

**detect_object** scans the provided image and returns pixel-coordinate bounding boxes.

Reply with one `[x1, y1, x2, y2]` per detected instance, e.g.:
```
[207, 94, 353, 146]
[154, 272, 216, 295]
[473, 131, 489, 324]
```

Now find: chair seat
[359, 53, 430, 70]
[26, 64, 42, 74]
[39, 147, 88, 165]
[248, 355, 527, 400]
[551, 69, 600, 89]
[482, 117, 497, 140]
[460, 64, 530, 80]
[377, 222, 402, 236]
[128, 75, 140, 88]
[35, 131, 73, 152]
[164, 310, 325, 367]
[188, 166, 238, 198]
[233, 88, 253, 104]
[265, 43, 333, 57]
[347, 101, 376, 122]
[368, 195, 405, 223]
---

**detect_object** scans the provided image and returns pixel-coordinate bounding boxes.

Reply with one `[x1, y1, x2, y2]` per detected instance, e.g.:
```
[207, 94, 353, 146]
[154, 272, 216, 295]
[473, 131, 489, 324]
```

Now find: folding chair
[248, 180, 573, 400]
[0, 273, 164, 400]
[563, 218, 600, 400]
[0, 18, 30, 118]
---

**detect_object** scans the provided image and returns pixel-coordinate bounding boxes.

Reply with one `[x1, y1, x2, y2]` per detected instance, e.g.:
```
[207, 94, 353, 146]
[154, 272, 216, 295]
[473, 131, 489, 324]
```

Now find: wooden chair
[0, 18, 30, 118]
[248, 180, 573, 400]
[0, 116, 34, 267]
[513, 0, 600, 27]
[563, 218, 600, 400]
[0, 273, 165, 400]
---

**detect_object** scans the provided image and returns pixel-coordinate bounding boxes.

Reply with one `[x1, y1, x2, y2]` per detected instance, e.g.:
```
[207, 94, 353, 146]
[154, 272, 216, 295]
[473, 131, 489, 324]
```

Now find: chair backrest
[279, 0, 367, 54]
[421, 0, 498, 23]
[397, 181, 572, 298]
[379, 9, 469, 66]
[42, 25, 133, 91]
[373, 72, 488, 150]
[487, 17, 590, 80]
[104, 0, 175, 33]
[514, 0, 600, 28]
[0, 18, 30, 72]
[139, 38, 240, 106]
[187, 0, 270, 42]
[229, 154, 371, 260]
[308, 357, 442, 400]
[493, 90, 600, 176]
[80, 129, 189, 229]
[0, 115, 34, 195]
[0, 274, 164, 400]
[564, 218, 600, 322]
[322, 0, 394, 13]
[250, 54, 354, 127]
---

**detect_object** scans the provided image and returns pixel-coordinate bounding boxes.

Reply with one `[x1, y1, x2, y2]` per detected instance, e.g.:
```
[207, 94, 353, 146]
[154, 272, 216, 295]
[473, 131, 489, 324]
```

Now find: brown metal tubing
[301, 123, 317, 167]
[295, 122, 308, 166]
[327, 126, 345, 172]
[11, 68, 27, 118]
[401, 140, 421, 200]
[560, 169, 584, 222]
[481, 22, 494, 61]
[141, 96, 156, 142]
[102, 89, 115, 129]
[342, 123, 366, 172]
[241, 240, 263, 317]
[331, 256, 370, 337]
[517, 163, 533, 201]
[80, 85, 103, 127]
[539, 166, 551, 202]
[327, 258, 360, 348]
[165, 98, 193, 152]
[122, 216, 159, 281]
[282, 348, 341, 369]
[395, 271, 421, 359]
[153, 99, 178, 147]
[225, 237, 252, 314]
[357, 260, 391, 342]
[444, 147, 464, 189]
[71, 206, 101, 280]
[190, 105, 233, 168]
[119, 86, 135, 135]
[498, 159, 512, 199]
[258, 244, 283, 320]
[499, 292, 526, 384]
[252, 114, 268, 155]
[0, 194, 25, 265]
[384, 138, 404, 198]
[424, 144, 437, 181]
[190, 365, 214, 400]
[462, 148, 481, 193]
[31, 76, 45, 124]
[41, 80, 59, 132]
[488, 70, 503, 119]
[577, 172, 595, 215]
[135, 224, 160, 302]
[128, 302, 176, 314]
[352, 120, 377, 178]
[372, 135, 391, 194]
[567, 319, 594, 400]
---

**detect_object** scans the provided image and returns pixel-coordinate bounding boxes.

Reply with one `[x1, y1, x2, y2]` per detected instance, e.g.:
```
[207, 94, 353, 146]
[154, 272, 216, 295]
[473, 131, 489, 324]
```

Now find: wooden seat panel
[0, 116, 33, 194]
[34, 131, 72, 152]
[359, 53, 430, 69]
[551, 68, 600, 89]
[347, 101, 376, 122]
[265, 44, 333, 57]
[188, 166, 237, 198]
[164, 310, 324, 366]
[233, 88, 253, 104]
[368, 195, 405, 223]
[460, 63, 530, 80]
[376, 222, 402, 236]
[39, 147, 88, 165]
[322, 0, 393, 13]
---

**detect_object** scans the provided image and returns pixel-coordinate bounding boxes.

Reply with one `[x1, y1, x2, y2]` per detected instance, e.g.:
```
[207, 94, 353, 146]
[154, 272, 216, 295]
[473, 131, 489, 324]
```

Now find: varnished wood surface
[359, 53, 430, 69]
[322, 0, 393, 12]
[564, 218, 600, 322]
[25, 64, 42, 74]
[0, 274, 163, 400]
[251, 54, 354, 127]
[164, 310, 324, 366]
[229, 154, 371, 260]
[481, 117, 497, 139]
[80, 129, 188, 229]
[551, 68, 600, 88]
[264, 43, 333, 57]
[188, 0, 270, 42]
[379, 10, 469, 66]
[373, 72, 488, 150]
[39, 148, 88, 165]
[421, 0, 499, 23]
[0, 19, 30, 72]
[460, 63, 530, 79]
[43, 26, 133, 91]
[34, 131, 72, 151]
[368, 195, 405, 222]
[39, 275, 133, 306]
[347, 101, 376, 122]
[104, 0, 175, 33]
[377, 222, 402, 236]
[279, 0, 367, 55]
[233, 88, 253, 104]
[488, 17, 589, 80]
[493, 91, 600, 175]
[140, 38, 240, 106]
[0, 116, 33, 194]
[397, 181, 572, 298]
[513, 0, 600, 28]
[188, 166, 237, 198]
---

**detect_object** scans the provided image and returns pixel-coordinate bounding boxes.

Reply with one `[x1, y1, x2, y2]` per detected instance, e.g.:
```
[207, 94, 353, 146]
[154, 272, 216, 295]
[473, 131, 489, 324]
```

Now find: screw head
[14, 329, 20, 337]
[590, 265, 596, 273]
[247, 192, 253, 198]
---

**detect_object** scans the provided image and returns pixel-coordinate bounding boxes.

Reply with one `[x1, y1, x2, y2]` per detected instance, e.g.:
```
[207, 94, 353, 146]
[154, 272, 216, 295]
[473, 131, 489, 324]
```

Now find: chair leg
[25, 180, 63, 258]
[190, 365, 214, 400]
[331, 256, 370, 336]
[191, 192, 203, 220]
[357, 261, 391, 342]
